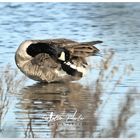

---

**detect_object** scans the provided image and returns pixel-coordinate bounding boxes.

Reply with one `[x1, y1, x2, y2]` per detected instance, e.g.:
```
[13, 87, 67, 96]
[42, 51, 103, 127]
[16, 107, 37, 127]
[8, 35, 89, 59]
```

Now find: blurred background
[0, 2, 140, 138]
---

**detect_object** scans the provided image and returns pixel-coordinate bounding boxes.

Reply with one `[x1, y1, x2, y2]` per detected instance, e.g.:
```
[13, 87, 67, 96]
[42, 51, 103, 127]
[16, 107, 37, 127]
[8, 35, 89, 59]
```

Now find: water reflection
[15, 82, 102, 138]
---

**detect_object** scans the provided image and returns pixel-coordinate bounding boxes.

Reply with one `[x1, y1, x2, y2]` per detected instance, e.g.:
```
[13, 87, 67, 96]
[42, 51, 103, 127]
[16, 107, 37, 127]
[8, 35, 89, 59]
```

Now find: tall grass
[99, 88, 139, 138]
[0, 64, 27, 131]
[24, 112, 35, 138]
[91, 50, 138, 138]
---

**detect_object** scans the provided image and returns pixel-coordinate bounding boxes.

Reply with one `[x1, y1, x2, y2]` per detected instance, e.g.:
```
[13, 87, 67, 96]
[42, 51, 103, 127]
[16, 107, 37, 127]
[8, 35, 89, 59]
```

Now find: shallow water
[0, 2, 140, 138]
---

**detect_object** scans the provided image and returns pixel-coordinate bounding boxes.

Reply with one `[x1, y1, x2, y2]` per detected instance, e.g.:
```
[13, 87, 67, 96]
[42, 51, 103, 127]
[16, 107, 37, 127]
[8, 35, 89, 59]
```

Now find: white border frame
[0, 1, 139, 140]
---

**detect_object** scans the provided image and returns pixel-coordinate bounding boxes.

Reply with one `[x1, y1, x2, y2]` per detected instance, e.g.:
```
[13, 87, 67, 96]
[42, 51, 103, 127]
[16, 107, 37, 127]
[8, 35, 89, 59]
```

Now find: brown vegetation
[0, 64, 27, 131]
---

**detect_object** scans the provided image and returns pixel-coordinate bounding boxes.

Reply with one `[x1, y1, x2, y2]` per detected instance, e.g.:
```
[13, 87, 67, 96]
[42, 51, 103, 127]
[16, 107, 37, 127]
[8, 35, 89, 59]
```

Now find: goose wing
[42, 39, 102, 57]
[29, 38, 102, 58]
[42, 38, 102, 57]
[63, 40, 102, 58]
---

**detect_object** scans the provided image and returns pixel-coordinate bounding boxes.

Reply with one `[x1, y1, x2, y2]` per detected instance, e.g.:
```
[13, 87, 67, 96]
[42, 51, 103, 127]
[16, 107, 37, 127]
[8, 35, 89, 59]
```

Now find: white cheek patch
[77, 66, 87, 75]
[64, 61, 87, 76]
[65, 62, 77, 69]
[58, 52, 65, 61]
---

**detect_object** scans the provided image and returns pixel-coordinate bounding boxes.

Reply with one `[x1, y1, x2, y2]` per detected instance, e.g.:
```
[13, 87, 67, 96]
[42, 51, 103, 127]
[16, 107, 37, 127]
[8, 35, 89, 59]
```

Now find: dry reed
[91, 50, 138, 138]
[0, 64, 27, 131]
[99, 88, 139, 138]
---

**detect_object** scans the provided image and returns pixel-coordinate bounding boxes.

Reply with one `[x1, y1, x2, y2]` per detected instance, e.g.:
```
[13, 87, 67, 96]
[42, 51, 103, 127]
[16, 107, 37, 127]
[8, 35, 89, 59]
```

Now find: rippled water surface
[0, 2, 140, 138]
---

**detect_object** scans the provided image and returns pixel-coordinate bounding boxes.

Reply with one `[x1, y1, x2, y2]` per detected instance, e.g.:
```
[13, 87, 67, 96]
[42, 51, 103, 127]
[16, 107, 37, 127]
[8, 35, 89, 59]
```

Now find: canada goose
[15, 38, 102, 83]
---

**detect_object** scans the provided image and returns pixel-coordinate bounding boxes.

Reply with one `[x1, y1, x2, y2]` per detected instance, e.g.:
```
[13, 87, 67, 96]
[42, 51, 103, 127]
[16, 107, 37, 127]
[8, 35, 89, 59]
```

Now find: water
[0, 2, 140, 138]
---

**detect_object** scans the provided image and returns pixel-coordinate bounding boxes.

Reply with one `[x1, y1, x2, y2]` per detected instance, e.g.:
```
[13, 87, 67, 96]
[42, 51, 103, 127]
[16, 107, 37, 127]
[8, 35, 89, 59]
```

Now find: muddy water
[0, 3, 140, 138]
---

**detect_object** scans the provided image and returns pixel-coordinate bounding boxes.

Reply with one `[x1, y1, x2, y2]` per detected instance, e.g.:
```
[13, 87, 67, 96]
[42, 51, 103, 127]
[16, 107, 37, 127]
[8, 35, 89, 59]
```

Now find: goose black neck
[26, 42, 70, 61]
[26, 43, 55, 57]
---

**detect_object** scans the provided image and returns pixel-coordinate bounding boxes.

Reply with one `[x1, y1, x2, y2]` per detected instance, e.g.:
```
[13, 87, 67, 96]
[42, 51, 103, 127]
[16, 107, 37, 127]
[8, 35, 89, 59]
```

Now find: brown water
[0, 3, 140, 138]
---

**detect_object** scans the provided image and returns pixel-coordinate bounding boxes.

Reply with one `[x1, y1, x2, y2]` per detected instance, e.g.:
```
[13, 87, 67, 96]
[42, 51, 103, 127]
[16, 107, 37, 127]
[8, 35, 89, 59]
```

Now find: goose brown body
[15, 38, 102, 82]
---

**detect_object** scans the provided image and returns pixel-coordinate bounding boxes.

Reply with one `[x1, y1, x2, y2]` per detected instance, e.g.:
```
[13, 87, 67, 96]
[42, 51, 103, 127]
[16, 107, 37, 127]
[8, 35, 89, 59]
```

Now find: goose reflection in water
[15, 82, 102, 138]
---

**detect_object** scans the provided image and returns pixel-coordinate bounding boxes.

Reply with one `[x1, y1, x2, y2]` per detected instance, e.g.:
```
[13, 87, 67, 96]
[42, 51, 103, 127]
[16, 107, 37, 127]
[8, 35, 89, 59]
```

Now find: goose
[15, 38, 102, 83]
